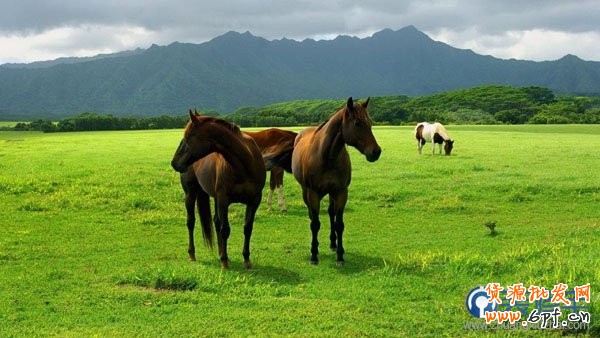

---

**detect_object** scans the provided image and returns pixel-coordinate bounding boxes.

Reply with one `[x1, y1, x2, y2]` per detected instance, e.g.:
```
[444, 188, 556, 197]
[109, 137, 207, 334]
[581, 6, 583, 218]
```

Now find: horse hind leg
[213, 200, 231, 269]
[266, 188, 274, 212]
[242, 199, 260, 269]
[273, 167, 286, 212]
[277, 185, 286, 212]
[417, 139, 424, 155]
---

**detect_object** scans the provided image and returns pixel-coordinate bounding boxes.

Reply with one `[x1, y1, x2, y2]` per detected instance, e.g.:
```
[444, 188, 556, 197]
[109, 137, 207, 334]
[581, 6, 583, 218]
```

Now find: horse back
[245, 128, 297, 151]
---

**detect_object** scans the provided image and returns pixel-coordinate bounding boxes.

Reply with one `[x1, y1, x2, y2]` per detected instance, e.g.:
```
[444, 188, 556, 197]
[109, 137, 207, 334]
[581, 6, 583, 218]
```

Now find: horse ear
[189, 109, 200, 126]
[346, 97, 354, 112]
[362, 97, 370, 108]
[346, 96, 354, 115]
[194, 108, 200, 117]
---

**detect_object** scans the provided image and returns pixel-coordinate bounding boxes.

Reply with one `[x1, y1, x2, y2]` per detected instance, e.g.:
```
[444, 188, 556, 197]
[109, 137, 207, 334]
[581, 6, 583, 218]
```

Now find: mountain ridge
[1, 26, 599, 119]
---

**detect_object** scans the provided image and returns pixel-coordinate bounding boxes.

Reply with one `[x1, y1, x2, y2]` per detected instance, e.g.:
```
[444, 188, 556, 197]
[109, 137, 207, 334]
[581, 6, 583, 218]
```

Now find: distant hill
[0, 49, 144, 69]
[1, 26, 600, 120]
[225, 85, 600, 126]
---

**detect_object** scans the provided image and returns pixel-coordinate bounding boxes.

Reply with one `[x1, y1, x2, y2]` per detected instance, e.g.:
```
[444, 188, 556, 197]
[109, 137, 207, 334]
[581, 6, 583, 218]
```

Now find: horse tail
[196, 189, 214, 249]
[263, 140, 294, 173]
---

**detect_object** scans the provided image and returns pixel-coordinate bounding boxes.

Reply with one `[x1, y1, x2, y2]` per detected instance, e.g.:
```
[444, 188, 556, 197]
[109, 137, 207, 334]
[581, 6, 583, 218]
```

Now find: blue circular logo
[466, 286, 498, 318]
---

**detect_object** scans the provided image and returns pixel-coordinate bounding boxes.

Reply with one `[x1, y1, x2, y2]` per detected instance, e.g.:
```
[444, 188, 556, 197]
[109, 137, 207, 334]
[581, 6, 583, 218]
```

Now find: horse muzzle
[171, 159, 188, 173]
[366, 146, 381, 162]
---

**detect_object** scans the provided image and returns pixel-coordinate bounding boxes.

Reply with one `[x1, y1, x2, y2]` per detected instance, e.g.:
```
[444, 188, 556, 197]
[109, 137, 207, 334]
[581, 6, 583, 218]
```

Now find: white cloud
[429, 29, 600, 62]
[1, 1, 600, 64]
[0, 25, 158, 63]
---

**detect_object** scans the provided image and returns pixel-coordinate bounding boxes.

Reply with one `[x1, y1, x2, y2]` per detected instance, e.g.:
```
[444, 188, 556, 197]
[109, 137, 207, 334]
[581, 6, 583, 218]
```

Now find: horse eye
[354, 120, 362, 127]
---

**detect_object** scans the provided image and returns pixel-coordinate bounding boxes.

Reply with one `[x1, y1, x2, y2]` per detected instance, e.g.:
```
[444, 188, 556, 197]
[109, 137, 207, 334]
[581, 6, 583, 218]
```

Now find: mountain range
[1, 25, 600, 119]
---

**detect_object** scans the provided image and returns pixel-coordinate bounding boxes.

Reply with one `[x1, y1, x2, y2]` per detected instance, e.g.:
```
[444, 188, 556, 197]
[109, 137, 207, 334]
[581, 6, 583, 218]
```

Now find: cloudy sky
[1, 0, 599, 65]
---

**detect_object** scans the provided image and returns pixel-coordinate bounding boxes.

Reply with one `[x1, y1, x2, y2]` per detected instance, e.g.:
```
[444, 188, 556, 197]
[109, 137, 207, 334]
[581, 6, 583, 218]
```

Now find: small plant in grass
[485, 221, 498, 236]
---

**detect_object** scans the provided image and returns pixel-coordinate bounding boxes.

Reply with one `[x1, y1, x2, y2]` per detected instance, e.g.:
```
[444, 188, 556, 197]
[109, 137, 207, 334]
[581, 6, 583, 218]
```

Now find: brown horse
[245, 128, 298, 212]
[273, 97, 381, 265]
[171, 110, 266, 269]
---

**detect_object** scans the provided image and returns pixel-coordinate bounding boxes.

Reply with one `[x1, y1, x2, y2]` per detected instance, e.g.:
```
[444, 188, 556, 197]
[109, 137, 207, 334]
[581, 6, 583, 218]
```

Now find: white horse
[415, 122, 454, 155]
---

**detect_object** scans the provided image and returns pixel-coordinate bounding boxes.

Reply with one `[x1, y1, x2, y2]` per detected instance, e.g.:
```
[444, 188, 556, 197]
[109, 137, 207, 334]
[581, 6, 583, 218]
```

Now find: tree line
[3, 86, 600, 132]
[226, 86, 600, 126]
[8, 113, 191, 133]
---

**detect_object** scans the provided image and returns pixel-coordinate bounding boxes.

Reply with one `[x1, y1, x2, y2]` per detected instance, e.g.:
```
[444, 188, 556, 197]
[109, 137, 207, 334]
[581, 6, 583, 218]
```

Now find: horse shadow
[217, 261, 304, 286]
[315, 251, 386, 275]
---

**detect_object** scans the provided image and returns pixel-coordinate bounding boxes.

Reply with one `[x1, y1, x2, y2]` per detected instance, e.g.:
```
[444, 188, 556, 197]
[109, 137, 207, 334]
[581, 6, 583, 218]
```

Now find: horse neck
[435, 127, 451, 141]
[209, 125, 261, 178]
[316, 110, 346, 163]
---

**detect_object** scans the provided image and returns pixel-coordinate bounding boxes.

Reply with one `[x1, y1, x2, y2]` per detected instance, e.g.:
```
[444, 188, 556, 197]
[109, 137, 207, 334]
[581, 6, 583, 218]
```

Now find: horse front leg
[184, 189, 197, 261]
[328, 196, 336, 252]
[242, 198, 260, 269]
[303, 188, 322, 265]
[330, 190, 348, 265]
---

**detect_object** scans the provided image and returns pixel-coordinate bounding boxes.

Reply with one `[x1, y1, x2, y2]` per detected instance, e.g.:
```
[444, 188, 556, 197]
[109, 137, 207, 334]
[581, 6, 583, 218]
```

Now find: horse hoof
[221, 261, 229, 269]
[329, 246, 337, 252]
[244, 261, 252, 269]
[310, 259, 319, 265]
[336, 260, 345, 267]
[189, 256, 196, 262]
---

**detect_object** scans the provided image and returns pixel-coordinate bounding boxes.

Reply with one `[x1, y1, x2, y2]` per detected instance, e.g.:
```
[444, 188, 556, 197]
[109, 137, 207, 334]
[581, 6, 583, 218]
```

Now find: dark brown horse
[274, 97, 381, 265]
[171, 110, 266, 269]
[245, 128, 298, 212]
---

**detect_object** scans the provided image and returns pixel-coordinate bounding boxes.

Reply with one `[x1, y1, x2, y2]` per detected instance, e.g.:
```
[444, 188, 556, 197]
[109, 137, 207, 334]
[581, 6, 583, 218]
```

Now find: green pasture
[0, 122, 19, 128]
[0, 125, 598, 336]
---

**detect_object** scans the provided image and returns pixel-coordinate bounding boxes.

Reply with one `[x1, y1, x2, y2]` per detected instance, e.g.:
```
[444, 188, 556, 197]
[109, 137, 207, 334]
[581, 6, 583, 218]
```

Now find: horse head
[444, 139, 454, 155]
[171, 109, 216, 172]
[341, 97, 381, 162]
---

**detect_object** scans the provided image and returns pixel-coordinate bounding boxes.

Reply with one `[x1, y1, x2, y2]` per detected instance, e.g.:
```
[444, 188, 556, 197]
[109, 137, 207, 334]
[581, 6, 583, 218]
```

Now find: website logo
[466, 286, 499, 318]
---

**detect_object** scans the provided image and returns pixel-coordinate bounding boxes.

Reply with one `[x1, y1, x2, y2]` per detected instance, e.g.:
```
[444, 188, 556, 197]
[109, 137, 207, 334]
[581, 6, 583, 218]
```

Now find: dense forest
[4, 85, 599, 132]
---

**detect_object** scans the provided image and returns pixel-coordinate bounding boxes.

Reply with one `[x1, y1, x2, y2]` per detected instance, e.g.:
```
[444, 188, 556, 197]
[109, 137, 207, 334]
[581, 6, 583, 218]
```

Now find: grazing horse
[272, 97, 381, 265]
[415, 122, 454, 155]
[245, 128, 298, 212]
[171, 110, 266, 269]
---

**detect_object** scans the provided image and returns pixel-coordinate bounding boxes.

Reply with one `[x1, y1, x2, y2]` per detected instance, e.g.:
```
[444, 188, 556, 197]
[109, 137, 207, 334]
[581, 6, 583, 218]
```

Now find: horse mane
[315, 99, 373, 132]
[207, 117, 242, 135]
[316, 119, 329, 132]
[185, 116, 242, 136]
[352, 103, 373, 125]
[433, 123, 451, 141]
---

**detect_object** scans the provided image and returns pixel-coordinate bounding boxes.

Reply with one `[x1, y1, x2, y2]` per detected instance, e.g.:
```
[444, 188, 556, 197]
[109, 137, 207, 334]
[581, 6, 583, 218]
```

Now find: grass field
[0, 125, 598, 336]
[0, 122, 19, 128]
